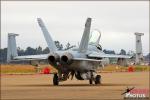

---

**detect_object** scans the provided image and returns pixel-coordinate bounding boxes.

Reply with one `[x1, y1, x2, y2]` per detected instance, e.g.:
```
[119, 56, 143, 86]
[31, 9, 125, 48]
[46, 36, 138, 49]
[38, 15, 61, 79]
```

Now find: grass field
[0, 64, 57, 74]
[99, 64, 150, 72]
[0, 64, 149, 74]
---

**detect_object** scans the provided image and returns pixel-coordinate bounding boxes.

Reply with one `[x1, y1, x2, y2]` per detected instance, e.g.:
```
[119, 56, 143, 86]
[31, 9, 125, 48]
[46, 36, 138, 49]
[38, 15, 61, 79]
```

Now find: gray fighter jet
[7, 18, 131, 85]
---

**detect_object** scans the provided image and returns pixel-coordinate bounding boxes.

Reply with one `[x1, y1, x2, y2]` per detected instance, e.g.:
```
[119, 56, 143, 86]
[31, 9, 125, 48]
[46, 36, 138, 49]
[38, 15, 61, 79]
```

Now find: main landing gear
[95, 75, 101, 84]
[53, 72, 101, 85]
[89, 75, 101, 85]
[53, 73, 59, 85]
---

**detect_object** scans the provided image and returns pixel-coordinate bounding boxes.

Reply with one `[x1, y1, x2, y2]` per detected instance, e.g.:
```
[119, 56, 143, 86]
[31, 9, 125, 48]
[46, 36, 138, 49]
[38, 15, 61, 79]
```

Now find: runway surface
[1, 72, 149, 100]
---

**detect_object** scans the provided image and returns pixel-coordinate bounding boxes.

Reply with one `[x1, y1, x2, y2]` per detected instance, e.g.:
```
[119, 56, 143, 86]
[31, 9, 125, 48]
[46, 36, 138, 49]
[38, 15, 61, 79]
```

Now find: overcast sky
[1, 1, 149, 55]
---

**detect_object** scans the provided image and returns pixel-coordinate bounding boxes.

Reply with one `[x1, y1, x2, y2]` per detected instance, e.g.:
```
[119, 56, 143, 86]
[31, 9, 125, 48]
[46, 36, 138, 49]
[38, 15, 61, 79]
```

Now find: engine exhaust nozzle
[61, 53, 73, 65]
[48, 53, 60, 65]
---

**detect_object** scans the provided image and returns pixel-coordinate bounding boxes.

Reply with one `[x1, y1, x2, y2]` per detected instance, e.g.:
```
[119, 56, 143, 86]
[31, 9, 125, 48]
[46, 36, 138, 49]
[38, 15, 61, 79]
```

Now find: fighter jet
[7, 18, 131, 85]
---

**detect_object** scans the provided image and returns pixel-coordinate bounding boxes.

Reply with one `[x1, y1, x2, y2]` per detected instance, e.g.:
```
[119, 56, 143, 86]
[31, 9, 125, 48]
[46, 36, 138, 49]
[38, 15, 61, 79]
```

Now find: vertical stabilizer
[134, 32, 144, 64]
[37, 18, 57, 52]
[78, 18, 92, 53]
[7, 33, 19, 62]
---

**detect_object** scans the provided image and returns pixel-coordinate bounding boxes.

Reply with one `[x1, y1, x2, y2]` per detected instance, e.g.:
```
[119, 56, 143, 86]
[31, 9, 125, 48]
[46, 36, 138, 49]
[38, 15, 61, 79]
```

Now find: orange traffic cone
[43, 67, 50, 74]
[128, 66, 134, 72]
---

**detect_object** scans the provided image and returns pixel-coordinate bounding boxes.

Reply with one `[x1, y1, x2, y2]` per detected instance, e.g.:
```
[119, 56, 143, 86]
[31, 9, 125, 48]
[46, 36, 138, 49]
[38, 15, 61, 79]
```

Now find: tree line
[0, 40, 140, 64]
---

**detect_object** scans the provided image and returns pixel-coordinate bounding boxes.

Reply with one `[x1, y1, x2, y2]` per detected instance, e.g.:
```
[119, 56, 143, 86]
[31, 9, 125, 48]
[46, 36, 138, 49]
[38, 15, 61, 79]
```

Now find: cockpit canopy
[88, 29, 102, 51]
[89, 29, 101, 44]
[72, 29, 102, 52]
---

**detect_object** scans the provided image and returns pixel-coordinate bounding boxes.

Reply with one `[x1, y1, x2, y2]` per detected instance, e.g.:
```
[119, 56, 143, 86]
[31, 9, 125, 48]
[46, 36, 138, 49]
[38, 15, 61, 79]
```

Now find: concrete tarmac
[1, 72, 149, 100]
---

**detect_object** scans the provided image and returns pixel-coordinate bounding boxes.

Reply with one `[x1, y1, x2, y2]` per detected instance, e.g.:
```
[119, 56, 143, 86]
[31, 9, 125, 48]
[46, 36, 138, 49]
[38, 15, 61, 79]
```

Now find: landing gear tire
[53, 73, 59, 85]
[95, 75, 101, 84]
[89, 79, 93, 84]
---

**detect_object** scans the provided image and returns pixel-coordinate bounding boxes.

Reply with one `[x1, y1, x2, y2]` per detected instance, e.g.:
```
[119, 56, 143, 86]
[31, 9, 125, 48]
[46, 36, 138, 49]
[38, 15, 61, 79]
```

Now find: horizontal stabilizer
[88, 52, 132, 58]
[73, 58, 103, 62]
[13, 54, 49, 61]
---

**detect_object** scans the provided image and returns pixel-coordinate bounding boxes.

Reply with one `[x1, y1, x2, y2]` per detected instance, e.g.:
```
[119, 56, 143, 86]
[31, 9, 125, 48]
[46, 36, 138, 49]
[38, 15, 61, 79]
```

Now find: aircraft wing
[12, 54, 49, 61]
[88, 52, 132, 58]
